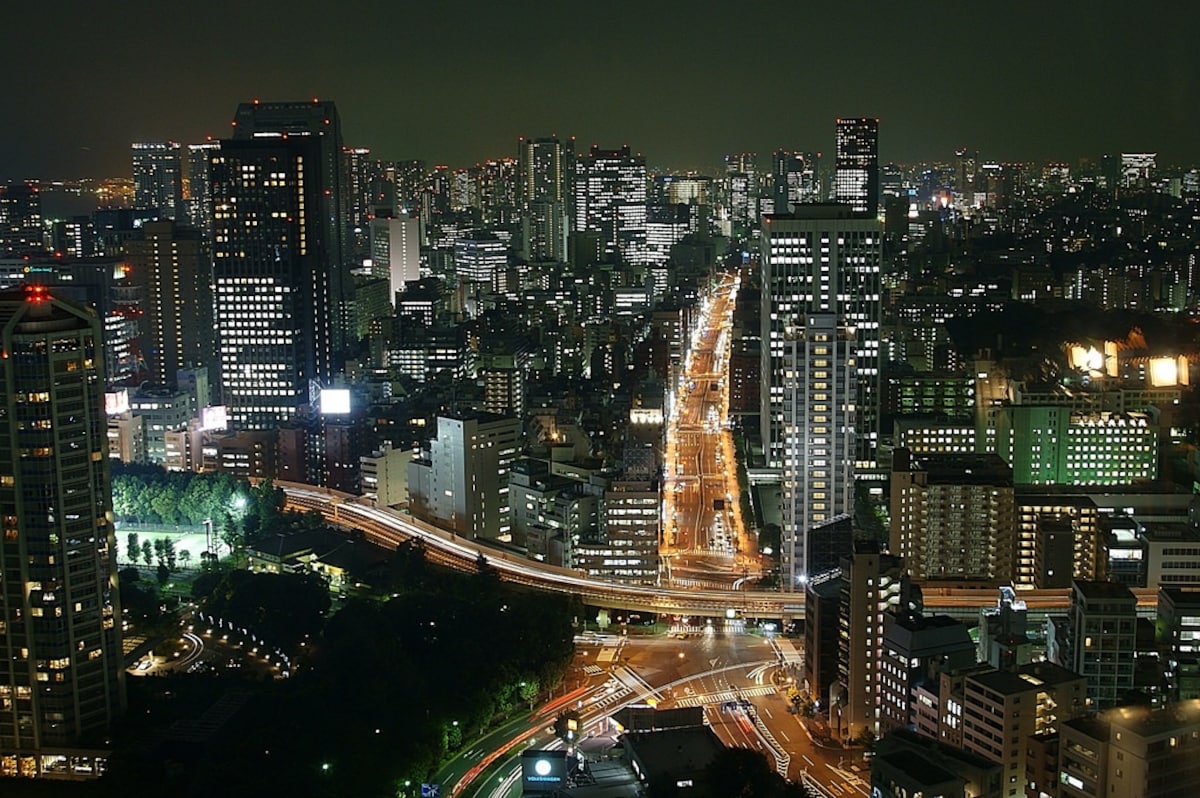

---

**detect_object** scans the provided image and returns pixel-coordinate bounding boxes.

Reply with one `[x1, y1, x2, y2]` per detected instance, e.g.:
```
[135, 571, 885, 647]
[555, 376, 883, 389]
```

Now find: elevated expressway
[278, 482, 1156, 620]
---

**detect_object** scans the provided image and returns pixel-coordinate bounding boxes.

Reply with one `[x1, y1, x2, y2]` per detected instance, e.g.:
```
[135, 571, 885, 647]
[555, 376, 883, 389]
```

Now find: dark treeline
[99, 541, 578, 797]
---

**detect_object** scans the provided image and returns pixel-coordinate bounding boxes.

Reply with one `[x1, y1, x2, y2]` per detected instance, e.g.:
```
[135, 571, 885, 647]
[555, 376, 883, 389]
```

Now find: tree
[156, 562, 170, 585]
[164, 537, 177, 571]
[153, 537, 166, 567]
[126, 532, 140, 564]
[219, 514, 242, 562]
[702, 747, 804, 798]
[179, 549, 191, 570]
[852, 726, 877, 751]
[141, 539, 153, 566]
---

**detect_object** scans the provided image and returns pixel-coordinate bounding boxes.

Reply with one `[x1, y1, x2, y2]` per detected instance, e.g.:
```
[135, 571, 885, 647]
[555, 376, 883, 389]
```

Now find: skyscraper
[369, 215, 422, 299]
[574, 145, 647, 265]
[210, 134, 332, 429]
[230, 100, 349, 354]
[183, 141, 219, 241]
[761, 207, 883, 584]
[131, 141, 183, 220]
[772, 150, 820, 212]
[124, 220, 213, 385]
[0, 181, 44, 257]
[518, 136, 574, 262]
[0, 285, 124, 778]
[833, 118, 879, 214]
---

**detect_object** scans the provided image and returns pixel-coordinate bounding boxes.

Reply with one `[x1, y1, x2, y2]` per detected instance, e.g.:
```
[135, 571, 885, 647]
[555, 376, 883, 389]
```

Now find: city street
[438, 629, 867, 798]
[663, 274, 757, 589]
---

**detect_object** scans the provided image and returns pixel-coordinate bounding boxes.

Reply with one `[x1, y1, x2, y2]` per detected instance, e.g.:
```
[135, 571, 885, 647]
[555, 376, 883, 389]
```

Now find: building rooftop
[907, 452, 1013, 485]
[875, 750, 961, 788]
[1073, 579, 1137, 602]
[1106, 700, 1200, 738]
[1139, 522, 1200, 542]
[969, 660, 1083, 696]
[1061, 714, 1111, 742]
[1159, 588, 1200, 609]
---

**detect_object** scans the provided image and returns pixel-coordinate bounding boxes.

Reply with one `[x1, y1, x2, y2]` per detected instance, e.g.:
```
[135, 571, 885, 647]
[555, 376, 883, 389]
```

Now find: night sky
[5, 1, 1198, 180]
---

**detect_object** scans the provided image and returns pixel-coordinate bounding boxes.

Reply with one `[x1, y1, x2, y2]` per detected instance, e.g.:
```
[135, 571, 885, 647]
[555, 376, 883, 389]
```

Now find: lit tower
[230, 100, 349, 354]
[833, 118, 879, 214]
[0, 285, 124, 775]
[574, 145, 647, 265]
[761, 206, 882, 586]
[131, 141, 183, 220]
[210, 133, 332, 429]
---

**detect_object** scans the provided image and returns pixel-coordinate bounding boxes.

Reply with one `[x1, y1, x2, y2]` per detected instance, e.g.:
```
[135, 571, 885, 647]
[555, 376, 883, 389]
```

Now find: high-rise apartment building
[833, 118, 879, 214]
[890, 450, 1016, 582]
[0, 286, 124, 779]
[1015, 493, 1103, 589]
[124, 221, 212, 385]
[131, 141, 183, 220]
[342, 145, 383, 264]
[761, 207, 882, 584]
[574, 145, 647, 266]
[210, 134, 333, 429]
[830, 542, 903, 743]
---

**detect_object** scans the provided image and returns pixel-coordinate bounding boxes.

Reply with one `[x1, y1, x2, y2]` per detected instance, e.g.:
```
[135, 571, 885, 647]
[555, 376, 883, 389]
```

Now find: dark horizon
[6, 1, 1199, 181]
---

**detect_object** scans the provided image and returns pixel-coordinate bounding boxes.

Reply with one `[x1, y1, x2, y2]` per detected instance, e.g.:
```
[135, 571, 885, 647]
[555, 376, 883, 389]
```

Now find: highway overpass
[278, 482, 1159, 622]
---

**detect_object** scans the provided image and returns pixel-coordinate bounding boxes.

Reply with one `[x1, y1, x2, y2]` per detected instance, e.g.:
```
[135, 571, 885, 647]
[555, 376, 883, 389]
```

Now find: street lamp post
[202, 518, 213, 563]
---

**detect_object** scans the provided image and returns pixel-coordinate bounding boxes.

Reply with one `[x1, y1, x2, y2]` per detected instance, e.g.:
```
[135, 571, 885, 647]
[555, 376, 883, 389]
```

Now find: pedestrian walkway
[672, 685, 776, 708]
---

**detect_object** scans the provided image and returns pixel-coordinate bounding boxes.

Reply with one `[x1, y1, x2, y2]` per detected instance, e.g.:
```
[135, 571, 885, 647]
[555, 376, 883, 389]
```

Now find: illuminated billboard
[105, 389, 129, 416]
[520, 750, 567, 794]
[199, 405, 229, 431]
[320, 388, 352, 415]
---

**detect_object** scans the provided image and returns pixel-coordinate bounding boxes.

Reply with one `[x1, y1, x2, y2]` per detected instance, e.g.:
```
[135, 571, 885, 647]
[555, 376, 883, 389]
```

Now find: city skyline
[5, 1, 1199, 180]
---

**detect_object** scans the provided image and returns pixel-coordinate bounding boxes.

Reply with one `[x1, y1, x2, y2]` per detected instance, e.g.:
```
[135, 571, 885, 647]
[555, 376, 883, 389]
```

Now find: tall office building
[210, 134, 332, 429]
[574, 145, 647, 265]
[519, 136, 574, 261]
[833, 118, 879, 214]
[124, 220, 213, 385]
[454, 232, 508, 287]
[230, 100, 349, 354]
[0, 181, 44, 257]
[183, 141, 219, 241]
[0, 286, 124, 779]
[131, 141, 183, 220]
[761, 207, 882, 584]
[369, 215, 422, 299]
[407, 413, 521, 542]
[343, 146, 386, 265]
[772, 149, 820, 211]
